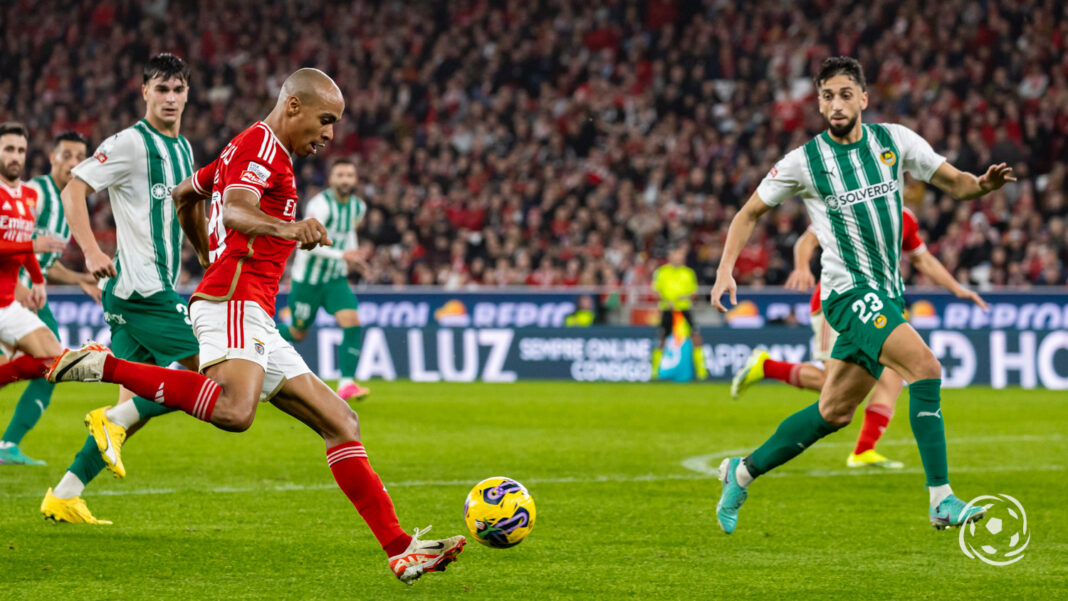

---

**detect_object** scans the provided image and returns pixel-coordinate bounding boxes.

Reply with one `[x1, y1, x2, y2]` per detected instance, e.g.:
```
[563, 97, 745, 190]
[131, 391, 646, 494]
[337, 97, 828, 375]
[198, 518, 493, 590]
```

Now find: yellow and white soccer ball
[463, 477, 536, 548]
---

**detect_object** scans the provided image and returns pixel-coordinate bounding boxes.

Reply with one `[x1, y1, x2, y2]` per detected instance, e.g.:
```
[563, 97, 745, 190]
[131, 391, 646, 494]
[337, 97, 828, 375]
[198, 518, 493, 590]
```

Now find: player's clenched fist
[283, 217, 332, 250]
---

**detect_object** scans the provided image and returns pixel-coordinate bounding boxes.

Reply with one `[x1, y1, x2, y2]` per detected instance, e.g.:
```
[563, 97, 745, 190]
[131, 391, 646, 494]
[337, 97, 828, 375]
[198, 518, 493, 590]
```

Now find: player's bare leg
[848, 368, 905, 468]
[0, 327, 60, 388]
[269, 374, 465, 584]
[877, 322, 984, 528]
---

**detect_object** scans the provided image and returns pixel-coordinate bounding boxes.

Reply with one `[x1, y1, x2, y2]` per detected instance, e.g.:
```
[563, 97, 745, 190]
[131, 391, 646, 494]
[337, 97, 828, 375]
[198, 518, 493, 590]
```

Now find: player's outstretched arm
[785, 229, 819, 291]
[710, 191, 773, 312]
[929, 161, 1016, 201]
[221, 188, 332, 250]
[173, 176, 212, 269]
[60, 177, 115, 279]
[909, 249, 988, 310]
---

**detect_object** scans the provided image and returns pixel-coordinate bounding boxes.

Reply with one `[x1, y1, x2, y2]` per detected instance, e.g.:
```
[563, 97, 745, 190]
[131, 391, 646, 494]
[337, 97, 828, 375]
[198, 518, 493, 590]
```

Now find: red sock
[327, 442, 411, 556]
[0, 355, 51, 385]
[854, 404, 894, 454]
[102, 356, 220, 422]
[763, 359, 803, 388]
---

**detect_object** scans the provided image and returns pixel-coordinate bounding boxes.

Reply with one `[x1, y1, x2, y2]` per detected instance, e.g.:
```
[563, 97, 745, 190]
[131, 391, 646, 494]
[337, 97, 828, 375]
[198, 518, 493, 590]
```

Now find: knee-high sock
[909, 378, 949, 486]
[339, 325, 362, 379]
[854, 404, 894, 455]
[744, 402, 841, 478]
[102, 356, 220, 423]
[2, 378, 54, 444]
[762, 359, 804, 388]
[132, 395, 175, 419]
[327, 442, 411, 556]
[0, 355, 51, 386]
[67, 436, 106, 487]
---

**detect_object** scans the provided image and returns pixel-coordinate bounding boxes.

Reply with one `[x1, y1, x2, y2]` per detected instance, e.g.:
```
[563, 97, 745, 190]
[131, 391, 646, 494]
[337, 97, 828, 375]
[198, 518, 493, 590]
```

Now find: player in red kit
[0, 122, 66, 394]
[47, 70, 465, 584]
[731, 207, 988, 468]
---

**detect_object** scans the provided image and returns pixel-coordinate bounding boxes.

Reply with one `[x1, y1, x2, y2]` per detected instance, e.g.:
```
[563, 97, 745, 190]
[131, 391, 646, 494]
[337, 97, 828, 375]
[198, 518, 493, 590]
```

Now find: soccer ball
[463, 477, 536, 548]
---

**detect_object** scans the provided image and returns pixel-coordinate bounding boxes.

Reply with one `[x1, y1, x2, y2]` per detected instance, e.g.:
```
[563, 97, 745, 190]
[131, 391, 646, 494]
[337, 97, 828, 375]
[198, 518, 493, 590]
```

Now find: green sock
[339, 325, 362, 378]
[67, 436, 106, 486]
[909, 378, 949, 486]
[133, 396, 175, 419]
[745, 402, 840, 477]
[651, 348, 663, 377]
[1, 378, 54, 444]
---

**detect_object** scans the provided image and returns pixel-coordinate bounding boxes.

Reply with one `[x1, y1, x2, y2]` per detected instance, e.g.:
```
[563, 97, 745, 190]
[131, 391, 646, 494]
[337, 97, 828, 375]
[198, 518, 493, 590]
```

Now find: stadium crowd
[2, 0, 1066, 290]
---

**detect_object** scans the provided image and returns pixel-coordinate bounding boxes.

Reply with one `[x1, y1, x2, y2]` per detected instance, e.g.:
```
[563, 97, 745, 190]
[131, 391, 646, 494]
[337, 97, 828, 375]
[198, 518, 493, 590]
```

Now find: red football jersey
[901, 206, 926, 256]
[0, 181, 43, 308]
[192, 122, 298, 316]
[810, 206, 927, 313]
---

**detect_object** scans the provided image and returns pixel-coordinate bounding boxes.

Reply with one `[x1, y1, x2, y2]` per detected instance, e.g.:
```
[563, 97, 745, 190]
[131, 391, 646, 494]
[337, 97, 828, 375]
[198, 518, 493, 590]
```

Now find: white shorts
[810, 310, 840, 362]
[0, 301, 49, 347]
[190, 299, 312, 401]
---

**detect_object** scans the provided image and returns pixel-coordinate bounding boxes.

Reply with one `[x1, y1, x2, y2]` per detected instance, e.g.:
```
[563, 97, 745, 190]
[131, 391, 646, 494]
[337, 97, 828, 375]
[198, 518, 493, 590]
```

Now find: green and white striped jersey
[18, 174, 70, 287]
[290, 189, 366, 286]
[71, 119, 195, 299]
[757, 123, 945, 299]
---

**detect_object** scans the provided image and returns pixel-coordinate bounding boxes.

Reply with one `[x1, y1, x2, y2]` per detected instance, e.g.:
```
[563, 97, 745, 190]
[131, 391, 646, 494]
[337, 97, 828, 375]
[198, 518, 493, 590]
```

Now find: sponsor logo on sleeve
[240, 162, 271, 187]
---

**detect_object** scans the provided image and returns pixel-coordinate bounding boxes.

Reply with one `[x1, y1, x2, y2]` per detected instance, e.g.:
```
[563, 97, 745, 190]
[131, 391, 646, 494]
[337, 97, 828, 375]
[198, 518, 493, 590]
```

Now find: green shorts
[287, 278, 358, 331]
[822, 287, 908, 379]
[38, 302, 59, 337]
[102, 289, 199, 366]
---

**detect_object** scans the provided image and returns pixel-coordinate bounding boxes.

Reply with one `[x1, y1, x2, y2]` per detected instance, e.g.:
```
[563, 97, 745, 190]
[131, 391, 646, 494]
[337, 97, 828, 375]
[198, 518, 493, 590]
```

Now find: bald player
[48, 68, 466, 585]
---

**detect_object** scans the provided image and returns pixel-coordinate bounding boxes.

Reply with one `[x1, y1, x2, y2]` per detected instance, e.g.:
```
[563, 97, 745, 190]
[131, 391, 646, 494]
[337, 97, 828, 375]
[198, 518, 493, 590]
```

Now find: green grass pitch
[0, 381, 1065, 600]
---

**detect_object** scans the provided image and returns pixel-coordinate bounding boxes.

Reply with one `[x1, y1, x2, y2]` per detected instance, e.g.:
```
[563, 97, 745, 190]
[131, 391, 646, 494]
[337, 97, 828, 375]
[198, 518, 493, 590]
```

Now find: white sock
[105, 400, 141, 430]
[735, 460, 754, 487]
[337, 378, 354, 389]
[929, 484, 953, 507]
[53, 471, 85, 499]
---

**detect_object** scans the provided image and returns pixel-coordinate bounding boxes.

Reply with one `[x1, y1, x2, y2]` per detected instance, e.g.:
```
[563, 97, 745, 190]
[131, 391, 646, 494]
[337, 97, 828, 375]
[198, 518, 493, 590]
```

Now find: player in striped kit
[0, 131, 100, 466]
[41, 54, 202, 524]
[282, 158, 370, 400]
[710, 57, 1015, 533]
[730, 207, 988, 470]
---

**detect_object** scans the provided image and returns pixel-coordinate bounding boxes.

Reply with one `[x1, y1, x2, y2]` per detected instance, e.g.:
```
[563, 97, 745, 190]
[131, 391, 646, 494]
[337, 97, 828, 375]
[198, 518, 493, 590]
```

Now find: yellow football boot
[86, 406, 127, 478]
[847, 449, 904, 469]
[41, 488, 112, 525]
[730, 348, 769, 400]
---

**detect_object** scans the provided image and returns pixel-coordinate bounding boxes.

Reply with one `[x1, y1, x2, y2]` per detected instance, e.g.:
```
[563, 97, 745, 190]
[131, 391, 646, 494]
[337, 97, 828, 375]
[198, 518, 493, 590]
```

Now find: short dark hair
[143, 53, 190, 84]
[330, 158, 356, 171]
[53, 130, 89, 149]
[0, 121, 28, 140]
[814, 56, 867, 91]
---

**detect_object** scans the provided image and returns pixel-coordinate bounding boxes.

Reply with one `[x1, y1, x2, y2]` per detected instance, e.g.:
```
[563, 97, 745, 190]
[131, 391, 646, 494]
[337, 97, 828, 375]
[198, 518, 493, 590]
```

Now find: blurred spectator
[1, 0, 1065, 289]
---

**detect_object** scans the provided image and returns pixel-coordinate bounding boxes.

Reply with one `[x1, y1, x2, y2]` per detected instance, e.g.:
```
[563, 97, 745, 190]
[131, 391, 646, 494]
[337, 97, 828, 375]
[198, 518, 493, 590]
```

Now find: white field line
[1, 434, 1060, 500]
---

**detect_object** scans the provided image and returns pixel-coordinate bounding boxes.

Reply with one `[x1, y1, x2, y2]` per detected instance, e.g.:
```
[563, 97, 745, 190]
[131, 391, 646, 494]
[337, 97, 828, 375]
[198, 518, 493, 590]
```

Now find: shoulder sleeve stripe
[224, 183, 263, 199]
[191, 175, 208, 196]
[257, 124, 271, 160]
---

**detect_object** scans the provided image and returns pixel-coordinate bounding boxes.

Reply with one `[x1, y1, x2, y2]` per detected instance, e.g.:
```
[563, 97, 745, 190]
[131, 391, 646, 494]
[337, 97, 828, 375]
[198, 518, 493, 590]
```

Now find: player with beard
[709, 57, 1015, 533]
[0, 122, 66, 401]
[0, 131, 99, 466]
[281, 158, 370, 401]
